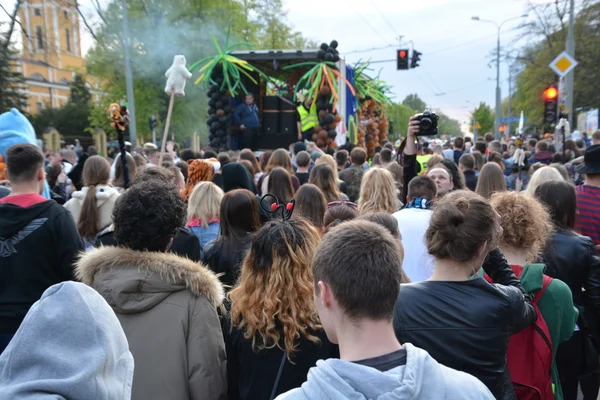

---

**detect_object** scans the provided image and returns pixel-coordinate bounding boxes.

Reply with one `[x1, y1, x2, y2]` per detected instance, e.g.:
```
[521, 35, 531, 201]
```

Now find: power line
[366, 0, 401, 41]
[347, 0, 394, 46]
[420, 65, 445, 94]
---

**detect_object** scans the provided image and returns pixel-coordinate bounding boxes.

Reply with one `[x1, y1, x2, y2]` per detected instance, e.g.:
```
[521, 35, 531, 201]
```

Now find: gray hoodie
[277, 343, 493, 400]
[0, 281, 134, 399]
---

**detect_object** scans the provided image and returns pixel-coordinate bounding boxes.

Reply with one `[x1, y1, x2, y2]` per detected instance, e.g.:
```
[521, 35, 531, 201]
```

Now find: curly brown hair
[229, 218, 322, 359]
[490, 192, 553, 262]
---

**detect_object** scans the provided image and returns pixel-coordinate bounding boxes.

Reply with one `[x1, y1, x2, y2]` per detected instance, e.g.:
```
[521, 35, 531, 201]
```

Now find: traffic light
[397, 49, 409, 70]
[149, 115, 157, 131]
[411, 50, 422, 69]
[543, 85, 558, 124]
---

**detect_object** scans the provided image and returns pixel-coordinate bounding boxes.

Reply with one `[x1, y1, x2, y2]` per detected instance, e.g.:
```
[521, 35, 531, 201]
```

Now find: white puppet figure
[165, 55, 192, 96]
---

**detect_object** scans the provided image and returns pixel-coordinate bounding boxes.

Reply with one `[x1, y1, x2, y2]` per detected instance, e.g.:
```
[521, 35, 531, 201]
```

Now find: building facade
[15, 0, 100, 114]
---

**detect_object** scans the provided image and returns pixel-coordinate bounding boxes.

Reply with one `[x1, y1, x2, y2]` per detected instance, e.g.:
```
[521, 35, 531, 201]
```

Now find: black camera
[415, 111, 439, 136]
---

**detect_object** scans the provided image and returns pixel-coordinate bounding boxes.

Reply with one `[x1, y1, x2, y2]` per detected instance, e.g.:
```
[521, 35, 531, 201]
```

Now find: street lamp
[472, 13, 528, 140]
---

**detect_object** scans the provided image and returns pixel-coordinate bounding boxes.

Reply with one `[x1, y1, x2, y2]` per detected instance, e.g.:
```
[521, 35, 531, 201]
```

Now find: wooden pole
[158, 91, 175, 166]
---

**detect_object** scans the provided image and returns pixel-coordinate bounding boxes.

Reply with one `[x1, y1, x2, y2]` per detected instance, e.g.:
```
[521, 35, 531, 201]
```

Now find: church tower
[18, 0, 83, 69]
[14, 0, 95, 114]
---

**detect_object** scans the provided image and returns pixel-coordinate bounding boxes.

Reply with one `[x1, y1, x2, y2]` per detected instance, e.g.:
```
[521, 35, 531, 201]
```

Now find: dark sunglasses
[327, 201, 358, 209]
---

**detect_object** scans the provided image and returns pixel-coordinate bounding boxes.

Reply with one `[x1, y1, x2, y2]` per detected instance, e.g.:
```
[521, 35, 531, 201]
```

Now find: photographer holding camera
[400, 112, 440, 203]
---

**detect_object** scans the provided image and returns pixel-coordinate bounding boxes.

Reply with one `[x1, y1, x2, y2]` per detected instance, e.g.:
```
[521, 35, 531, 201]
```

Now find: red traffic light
[544, 86, 558, 100]
[399, 50, 407, 58]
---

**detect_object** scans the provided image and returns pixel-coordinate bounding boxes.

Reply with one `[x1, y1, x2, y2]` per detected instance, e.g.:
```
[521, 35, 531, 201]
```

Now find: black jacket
[95, 227, 202, 262]
[223, 318, 338, 400]
[463, 170, 478, 191]
[541, 229, 600, 333]
[0, 198, 84, 334]
[393, 249, 537, 400]
[203, 235, 252, 288]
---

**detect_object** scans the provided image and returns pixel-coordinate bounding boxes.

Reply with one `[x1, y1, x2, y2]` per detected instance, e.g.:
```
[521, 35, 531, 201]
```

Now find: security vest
[416, 154, 432, 172]
[297, 102, 319, 133]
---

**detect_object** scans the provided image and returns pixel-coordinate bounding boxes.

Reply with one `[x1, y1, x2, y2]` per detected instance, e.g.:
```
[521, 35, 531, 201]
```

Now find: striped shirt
[576, 185, 600, 246]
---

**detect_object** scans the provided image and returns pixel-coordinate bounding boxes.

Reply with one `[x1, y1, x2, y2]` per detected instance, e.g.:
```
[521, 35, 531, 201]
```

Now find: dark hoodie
[528, 151, 553, 166]
[0, 194, 84, 336]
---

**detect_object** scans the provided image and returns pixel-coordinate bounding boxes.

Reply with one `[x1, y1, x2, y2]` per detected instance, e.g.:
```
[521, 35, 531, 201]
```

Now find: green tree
[70, 74, 92, 106]
[83, 0, 316, 145]
[30, 74, 94, 139]
[437, 112, 462, 137]
[510, 1, 600, 129]
[0, 27, 27, 113]
[470, 102, 494, 134]
[401, 94, 427, 112]
[387, 103, 416, 139]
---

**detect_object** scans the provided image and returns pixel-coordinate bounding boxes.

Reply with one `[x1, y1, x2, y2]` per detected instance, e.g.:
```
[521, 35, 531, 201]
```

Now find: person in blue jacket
[235, 93, 260, 151]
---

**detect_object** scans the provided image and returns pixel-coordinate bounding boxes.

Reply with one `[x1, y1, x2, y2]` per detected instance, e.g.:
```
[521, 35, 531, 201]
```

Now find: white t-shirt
[393, 208, 436, 282]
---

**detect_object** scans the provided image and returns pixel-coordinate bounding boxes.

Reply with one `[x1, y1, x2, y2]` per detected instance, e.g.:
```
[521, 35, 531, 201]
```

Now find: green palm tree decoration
[353, 60, 394, 106]
[188, 28, 268, 96]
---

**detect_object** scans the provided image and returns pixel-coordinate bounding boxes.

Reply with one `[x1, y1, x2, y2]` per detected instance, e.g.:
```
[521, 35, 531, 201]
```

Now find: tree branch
[72, 2, 98, 42]
[1, 0, 25, 50]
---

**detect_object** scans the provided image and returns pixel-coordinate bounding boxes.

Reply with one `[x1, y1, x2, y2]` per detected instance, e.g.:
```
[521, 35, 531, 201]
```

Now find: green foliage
[511, 1, 600, 128]
[387, 103, 416, 139]
[84, 0, 315, 145]
[30, 73, 94, 139]
[470, 102, 494, 135]
[437, 112, 462, 137]
[0, 39, 27, 113]
[401, 94, 427, 112]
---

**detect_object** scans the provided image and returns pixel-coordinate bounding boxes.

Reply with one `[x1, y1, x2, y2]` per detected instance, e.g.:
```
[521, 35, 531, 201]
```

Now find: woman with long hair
[65, 156, 120, 247]
[294, 184, 327, 230]
[475, 162, 507, 199]
[259, 149, 300, 195]
[203, 189, 261, 287]
[440, 159, 465, 190]
[239, 149, 263, 184]
[490, 191, 577, 400]
[472, 151, 485, 173]
[112, 153, 137, 194]
[187, 182, 224, 248]
[226, 218, 337, 400]
[267, 167, 295, 205]
[524, 166, 564, 197]
[358, 168, 399, 214]
[309, 165, 347, 203]
[315, 155, 348, 195]
[536, 180, 600, 400]
[393, 190, 536, 399]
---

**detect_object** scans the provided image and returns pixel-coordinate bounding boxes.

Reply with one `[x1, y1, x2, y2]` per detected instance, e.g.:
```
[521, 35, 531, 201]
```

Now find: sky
[282, 0, 535, 127]
[4, 0, 556, 129]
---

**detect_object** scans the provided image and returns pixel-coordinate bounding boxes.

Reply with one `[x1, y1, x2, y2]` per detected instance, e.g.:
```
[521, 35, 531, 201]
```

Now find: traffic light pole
[494, 30, 501, 141]
[566, 0, 575, 126]
[122, 0, 137, 147]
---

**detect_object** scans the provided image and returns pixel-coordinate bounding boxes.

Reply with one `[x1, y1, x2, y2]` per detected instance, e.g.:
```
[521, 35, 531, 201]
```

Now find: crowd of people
[1, 106, 600, 400]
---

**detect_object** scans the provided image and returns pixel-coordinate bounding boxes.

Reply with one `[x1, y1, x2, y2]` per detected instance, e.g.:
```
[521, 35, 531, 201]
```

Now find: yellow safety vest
[416, 154, 432, 172]
[297, 102, 319, 132]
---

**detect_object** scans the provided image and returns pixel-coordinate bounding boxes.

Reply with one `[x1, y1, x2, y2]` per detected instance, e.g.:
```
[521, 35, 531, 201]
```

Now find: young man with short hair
[591, 130, 600, 145]
[278, 220, 493, 399]
[459, 153, 478, 191]
[453, 137, 464, 164]
[335, 150, 348, 172]
[294, 151, 311, 186]
[529, 140, 553, 166]
[0, 144, 84, 354]
[393, 176, 438, 282]
[339, 147, 367, 202]
[379, 148, 393, 168]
